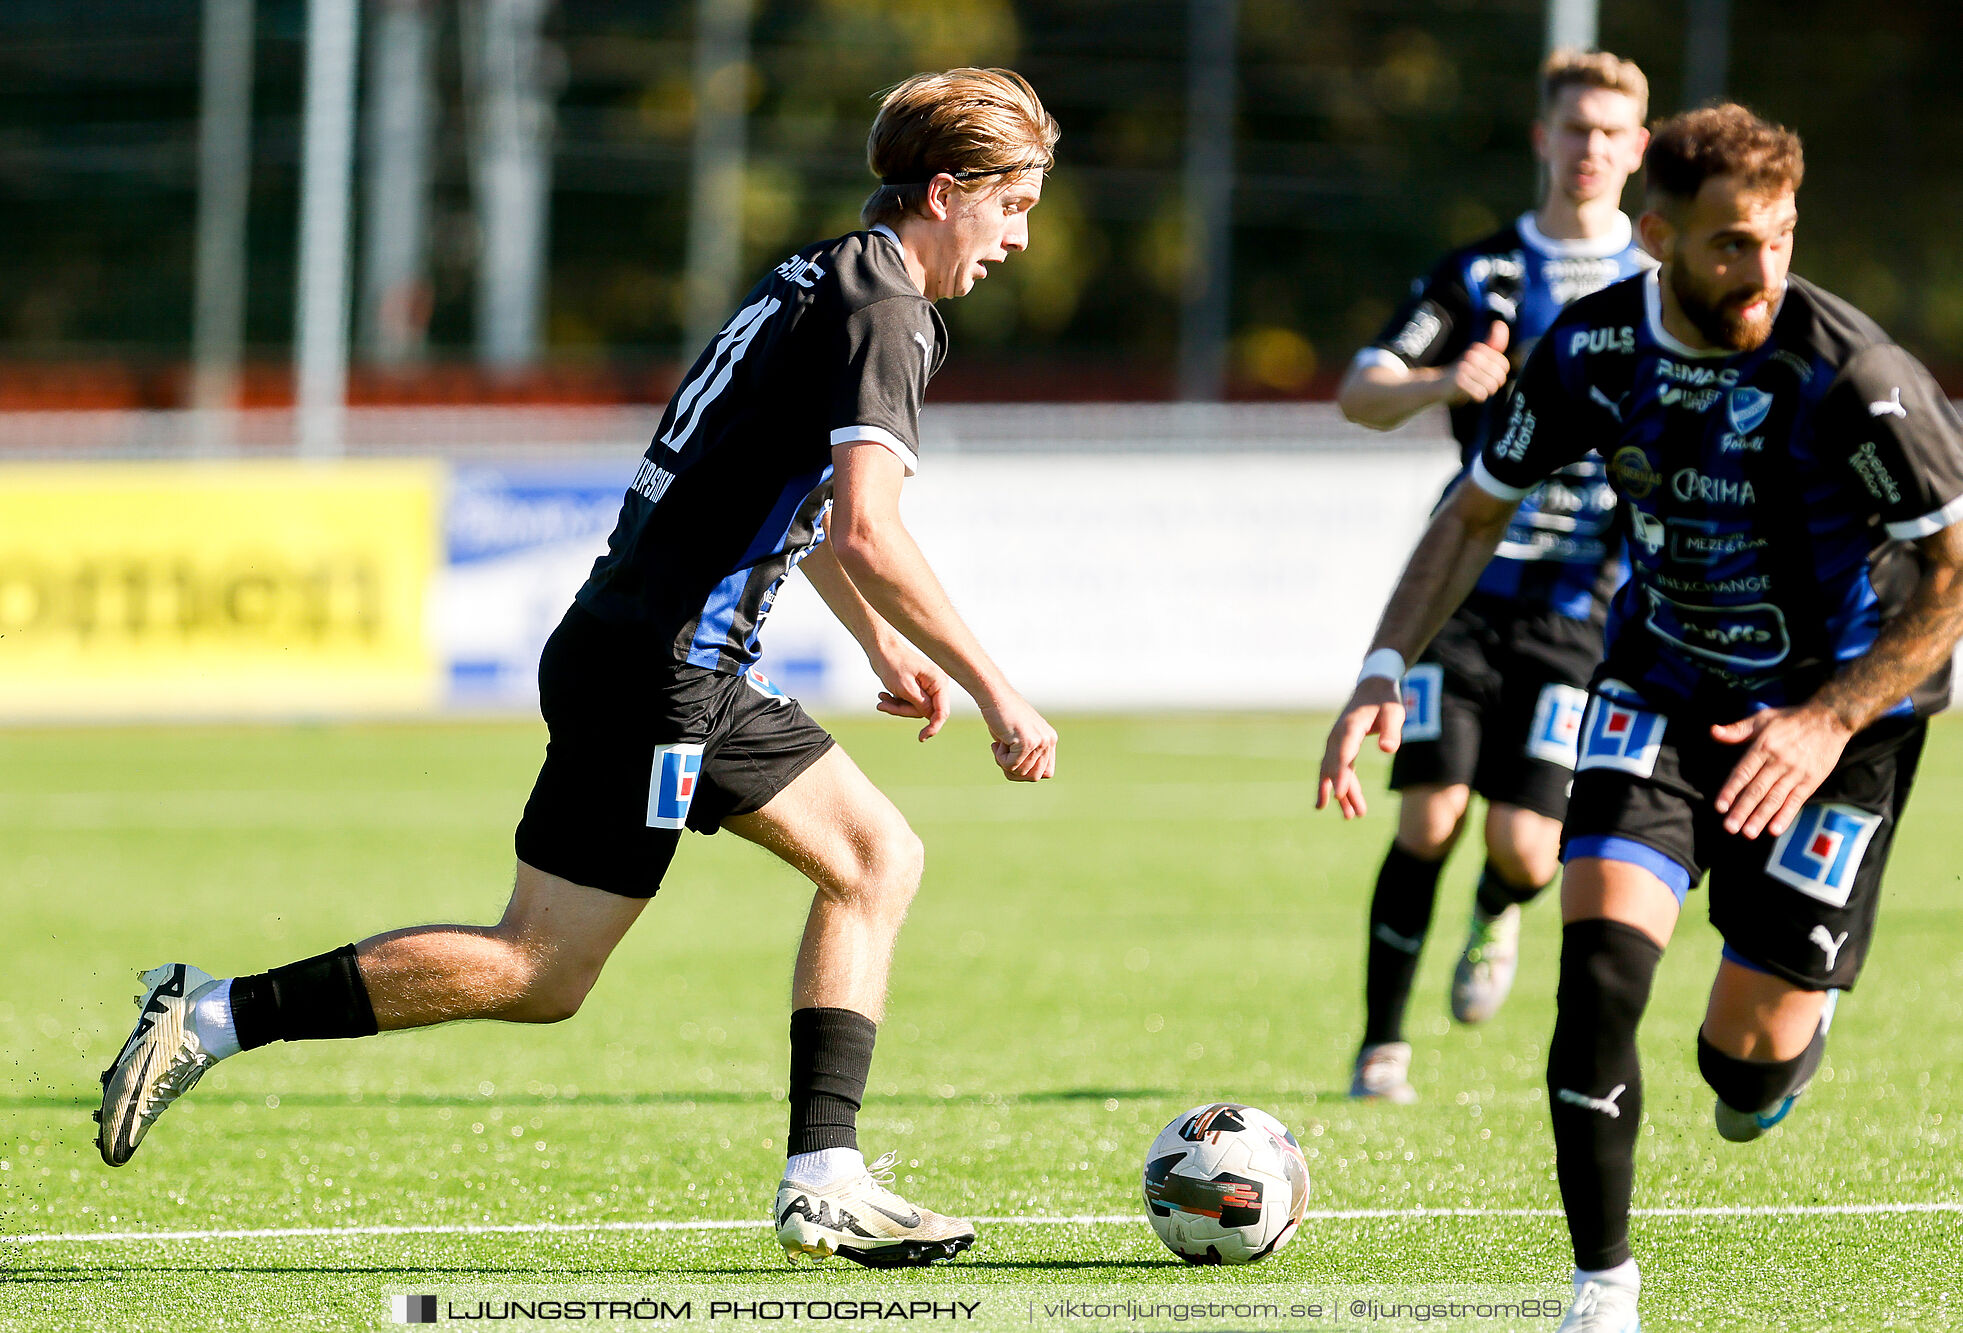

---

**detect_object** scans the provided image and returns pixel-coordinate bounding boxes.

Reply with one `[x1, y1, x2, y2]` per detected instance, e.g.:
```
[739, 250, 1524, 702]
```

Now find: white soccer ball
[1142, 1102, 1310, 1265]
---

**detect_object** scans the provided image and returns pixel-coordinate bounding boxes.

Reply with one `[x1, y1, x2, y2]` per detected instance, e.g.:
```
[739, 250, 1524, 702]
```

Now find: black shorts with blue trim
[1560, 681, 1926, 991]
[513, 604, 836, 898]
[1389, 594, 1604, 820]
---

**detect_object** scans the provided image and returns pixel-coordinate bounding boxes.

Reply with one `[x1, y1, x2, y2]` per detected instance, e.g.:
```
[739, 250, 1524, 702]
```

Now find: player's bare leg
[1353, 784, 1469, 1102]
[728, 747, 922, 1021]
[1399, 784, 1472, 861]
[1698, 960, 1835, 1142]
[97, 865, 646, 1165]
[727, 747, 974, 1267]
[355, 865, 648, 1028]
[1453, 803, 1561, 1024]
[1547, 857, 1680, 1329]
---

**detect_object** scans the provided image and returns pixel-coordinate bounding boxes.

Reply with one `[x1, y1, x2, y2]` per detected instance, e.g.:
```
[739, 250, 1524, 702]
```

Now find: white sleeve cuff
[1885, 493, 1963, 540]
[1357, 647, 1407, 684]
[830, 424, 919, 476]
[1469, 454, 1529, 502]
[1349, 347, 1408, 374]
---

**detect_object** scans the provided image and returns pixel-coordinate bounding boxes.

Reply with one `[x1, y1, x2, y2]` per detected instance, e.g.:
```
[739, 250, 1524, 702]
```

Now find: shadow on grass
[1, 1088, 1181, 1112]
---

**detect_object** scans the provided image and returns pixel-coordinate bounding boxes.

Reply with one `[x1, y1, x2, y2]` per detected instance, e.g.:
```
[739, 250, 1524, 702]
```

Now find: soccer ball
[1142, 1102, 1310, 1265]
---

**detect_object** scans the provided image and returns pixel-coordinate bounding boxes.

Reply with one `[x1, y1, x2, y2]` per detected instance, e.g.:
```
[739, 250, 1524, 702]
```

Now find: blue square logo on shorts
[1577, 693, 1665, 777]
[1401, 664, 1443, 743]
[647, 742, 705, 830]
[1766, 802, 1881, 909]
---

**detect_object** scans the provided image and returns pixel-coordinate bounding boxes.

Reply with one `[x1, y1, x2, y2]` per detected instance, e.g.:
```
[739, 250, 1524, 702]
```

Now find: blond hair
[860, 68, 1059, 229]
[1540, 48, 1649, 123]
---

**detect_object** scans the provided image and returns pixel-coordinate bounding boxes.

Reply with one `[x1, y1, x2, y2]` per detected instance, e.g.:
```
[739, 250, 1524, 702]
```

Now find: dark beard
[1670, 262, 1777, 352]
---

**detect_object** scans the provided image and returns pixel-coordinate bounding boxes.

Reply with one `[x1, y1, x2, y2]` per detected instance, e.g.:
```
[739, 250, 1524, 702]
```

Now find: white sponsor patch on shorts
[646, 742, 706, 830]
[1526, 682, 1589, 768]
[1400, 664, 1444, 744]
[1765, 802, 1882, 909]
[1576, 692, 1665, 778]
[744, 667, 792, 707]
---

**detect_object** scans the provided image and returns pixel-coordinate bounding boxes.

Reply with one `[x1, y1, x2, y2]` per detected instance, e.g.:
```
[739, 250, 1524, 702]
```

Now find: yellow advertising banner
[0, 461, 439, 717]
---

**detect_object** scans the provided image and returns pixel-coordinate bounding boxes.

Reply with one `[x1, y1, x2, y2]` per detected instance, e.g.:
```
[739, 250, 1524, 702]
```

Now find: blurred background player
[1321, 104, 1963, 1332]
[94, 67, 1060, 1270]
[1335, 50, 1652, 1103]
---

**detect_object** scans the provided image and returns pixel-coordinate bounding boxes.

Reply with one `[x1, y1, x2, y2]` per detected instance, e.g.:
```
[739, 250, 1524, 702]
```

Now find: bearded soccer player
[1336, 51, 1652, 1103]
[1320, 105, 1963, 1331]
[96, 68, 1061, 1269]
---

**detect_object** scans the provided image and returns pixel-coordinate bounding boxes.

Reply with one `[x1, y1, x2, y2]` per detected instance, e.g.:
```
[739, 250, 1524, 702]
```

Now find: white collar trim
[870, 224, 902, 249]
[1518, 210, 1633, 259]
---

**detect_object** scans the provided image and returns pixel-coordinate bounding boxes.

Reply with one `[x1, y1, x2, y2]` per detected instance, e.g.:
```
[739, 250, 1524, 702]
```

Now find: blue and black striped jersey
[1476, 270, 1963, 721]
[576, 226, 946, 672]
[1364, 213, 1651, 620]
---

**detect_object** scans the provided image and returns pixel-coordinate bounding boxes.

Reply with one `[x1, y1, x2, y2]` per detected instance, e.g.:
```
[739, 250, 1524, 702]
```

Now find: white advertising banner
[756, 449, 1460, 712]
[437, 462, 633, 708]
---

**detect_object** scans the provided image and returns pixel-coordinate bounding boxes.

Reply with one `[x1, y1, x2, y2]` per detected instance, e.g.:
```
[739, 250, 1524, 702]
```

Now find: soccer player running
[1336, 51, 1652, 1103]
[96, 68, 1061, 1270]
[1320, 105, 1963, 1331]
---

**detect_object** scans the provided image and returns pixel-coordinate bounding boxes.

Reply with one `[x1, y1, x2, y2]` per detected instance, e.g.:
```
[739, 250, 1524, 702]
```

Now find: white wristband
[1357, 648, 1406, 685]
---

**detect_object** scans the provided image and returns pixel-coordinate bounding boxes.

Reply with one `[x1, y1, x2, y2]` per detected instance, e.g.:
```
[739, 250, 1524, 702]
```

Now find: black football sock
[1362, 844, 1447, 1046]
[229, 944, 380, 1051]
[1546, 919, 1663, 1271]
[1698, 1020, 1827, 1113]
[1475, 862, 1550, 918]
[787, 1007, 877, 1156]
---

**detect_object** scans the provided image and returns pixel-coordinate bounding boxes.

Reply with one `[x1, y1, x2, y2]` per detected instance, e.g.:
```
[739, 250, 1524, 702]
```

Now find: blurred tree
[0, 0, 1959, 398]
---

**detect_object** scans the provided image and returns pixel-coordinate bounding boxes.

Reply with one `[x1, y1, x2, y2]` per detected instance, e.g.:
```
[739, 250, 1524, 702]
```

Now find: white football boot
[1349, 1040, 1418, 1104]
[1558, 1277, 1642, 1332]
[96, 963, 221, 1166]
[774, 1150, 976, 1267]
[1451, 902, 1523, 1024]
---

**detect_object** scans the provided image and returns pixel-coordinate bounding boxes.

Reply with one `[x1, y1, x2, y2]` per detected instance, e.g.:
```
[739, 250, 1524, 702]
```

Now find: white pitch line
[12, 1202, 1962, 1245]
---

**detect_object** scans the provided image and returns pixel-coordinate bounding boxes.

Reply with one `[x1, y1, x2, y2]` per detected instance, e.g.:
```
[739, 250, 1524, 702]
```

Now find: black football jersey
[1362, 214, 1649, 620]
[577, 226, 946, 671]
[1476, 269, 1963, 720]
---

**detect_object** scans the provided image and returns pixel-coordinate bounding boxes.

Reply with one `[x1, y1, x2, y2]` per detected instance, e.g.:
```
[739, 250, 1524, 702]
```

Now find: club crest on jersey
[1766, 803, 1882, 908]
[1726, 386, 1773, 436]
[646, 742, 706, 830]
[1577, 694, 1665, 777]
[1400, 664, 1443, 743]
[1526, 683, 1589, 768]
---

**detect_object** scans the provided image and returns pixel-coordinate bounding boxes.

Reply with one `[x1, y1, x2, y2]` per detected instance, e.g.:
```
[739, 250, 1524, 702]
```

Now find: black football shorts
[1560, 680, 1925, 991]
[513, 605, 836, 898]
[1389, 595, 1604, 820]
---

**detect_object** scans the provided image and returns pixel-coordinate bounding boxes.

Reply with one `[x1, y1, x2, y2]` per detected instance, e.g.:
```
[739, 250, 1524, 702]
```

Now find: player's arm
[827, 443, 1056, 781]
[1814, 524, 1963, 729]
[1315, 477, 1519, 818]
[1714, 348, 1963, 838]
[1337, 325, 1511, 431]
[1337, 262, 1509, 431]
[1319, 330, 1594, 818]
[1712, 524, 1963, 840]
[800, 541, 954, 741]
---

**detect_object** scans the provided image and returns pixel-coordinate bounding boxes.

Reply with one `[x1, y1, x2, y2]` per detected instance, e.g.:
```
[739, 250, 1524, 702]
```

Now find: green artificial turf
[2, 715, 1959, 1330]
